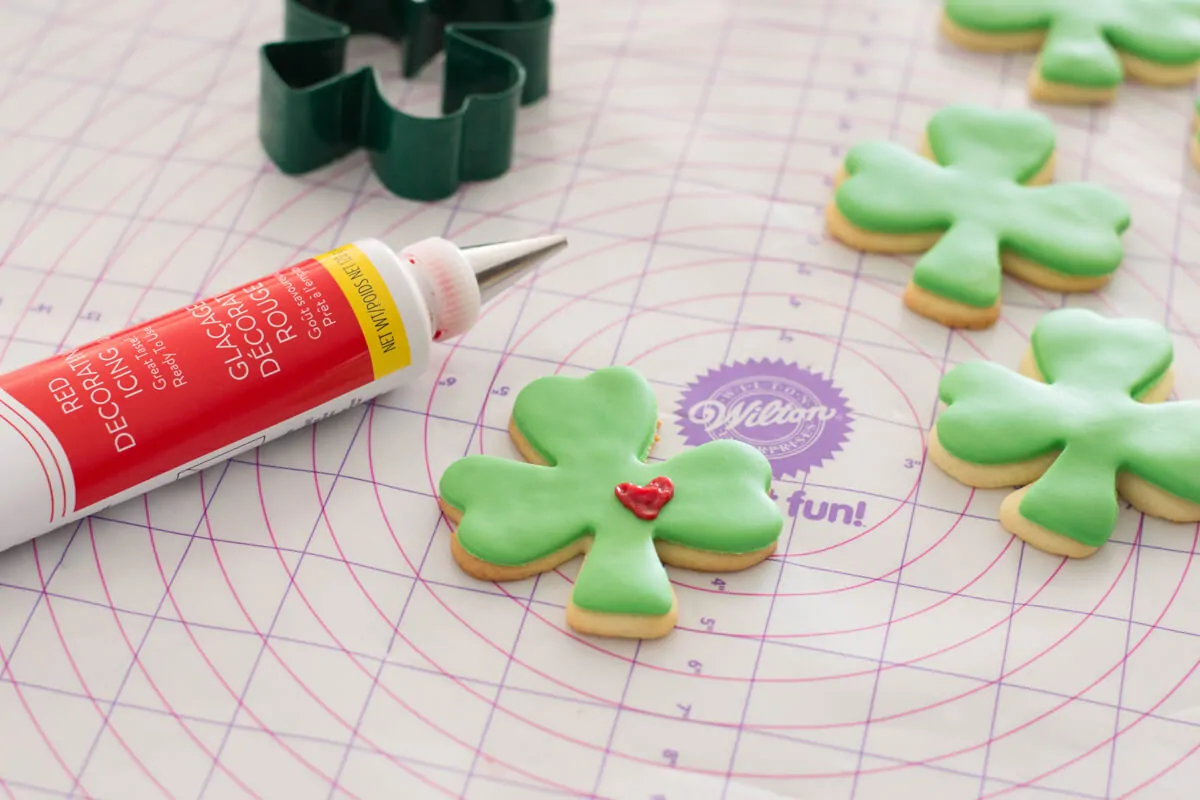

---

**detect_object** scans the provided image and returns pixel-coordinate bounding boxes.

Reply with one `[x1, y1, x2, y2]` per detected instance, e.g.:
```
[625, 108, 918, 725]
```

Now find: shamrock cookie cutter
[258, 0, 554, 201]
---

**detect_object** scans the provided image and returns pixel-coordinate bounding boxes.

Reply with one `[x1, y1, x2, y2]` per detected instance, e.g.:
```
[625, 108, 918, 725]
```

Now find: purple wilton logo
[675, 359, 852, 478]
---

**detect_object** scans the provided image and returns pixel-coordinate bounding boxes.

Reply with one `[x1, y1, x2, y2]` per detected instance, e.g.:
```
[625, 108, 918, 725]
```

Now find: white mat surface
[1, 1, 1199, 798]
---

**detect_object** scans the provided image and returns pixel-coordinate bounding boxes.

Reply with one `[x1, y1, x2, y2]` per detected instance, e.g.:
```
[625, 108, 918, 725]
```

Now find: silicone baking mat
[2, 0, 1200, 797]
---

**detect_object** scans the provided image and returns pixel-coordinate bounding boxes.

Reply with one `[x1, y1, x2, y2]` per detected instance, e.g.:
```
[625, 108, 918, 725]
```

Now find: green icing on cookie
[935, 308, 1200, 549]
[438, 366, 783, 617]
[834, 105, 1130, 309]
[944, 0, 1200, 87]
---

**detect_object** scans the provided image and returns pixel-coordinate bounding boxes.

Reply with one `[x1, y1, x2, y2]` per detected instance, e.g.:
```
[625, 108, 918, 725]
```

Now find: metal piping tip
[461, 233, 568, 305]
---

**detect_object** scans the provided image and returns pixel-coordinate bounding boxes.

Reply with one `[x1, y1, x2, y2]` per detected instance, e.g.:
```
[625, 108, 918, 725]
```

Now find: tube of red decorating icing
[0, 234, 567, 553]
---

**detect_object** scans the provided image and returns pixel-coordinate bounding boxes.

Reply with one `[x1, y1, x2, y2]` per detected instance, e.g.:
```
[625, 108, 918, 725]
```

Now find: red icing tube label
[0, 243, 409, 517]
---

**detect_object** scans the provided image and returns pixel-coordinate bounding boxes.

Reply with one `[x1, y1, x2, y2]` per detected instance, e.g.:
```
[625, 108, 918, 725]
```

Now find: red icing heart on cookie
[614, 476, 674, 520]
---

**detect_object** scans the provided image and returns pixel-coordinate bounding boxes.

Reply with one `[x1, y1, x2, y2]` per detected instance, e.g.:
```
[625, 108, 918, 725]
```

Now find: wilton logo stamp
[675, 358, 852, 479]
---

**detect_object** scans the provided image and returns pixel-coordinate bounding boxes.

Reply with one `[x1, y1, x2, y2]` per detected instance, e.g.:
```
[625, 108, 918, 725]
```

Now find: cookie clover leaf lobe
[826, 105, 1130, 330]
[941, 0, 1200, 103]
[436, 366, 783, 640]
[929, 308, 1200, 559]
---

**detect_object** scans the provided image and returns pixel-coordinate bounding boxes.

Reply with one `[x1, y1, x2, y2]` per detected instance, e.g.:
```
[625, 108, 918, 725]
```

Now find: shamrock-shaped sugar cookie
[825, 104, 1130, 329]
[929, 308, 1200, 558]
[941, 0, 1200, 104]
[437, 367, 783, 640]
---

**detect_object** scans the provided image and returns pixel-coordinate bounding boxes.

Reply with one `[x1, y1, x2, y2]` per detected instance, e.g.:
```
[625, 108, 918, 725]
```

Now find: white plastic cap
[399, 237, 481, 342]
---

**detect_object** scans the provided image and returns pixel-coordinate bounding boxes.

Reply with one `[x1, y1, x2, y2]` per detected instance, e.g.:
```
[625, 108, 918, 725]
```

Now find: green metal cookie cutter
[258, 0, 554, 201]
